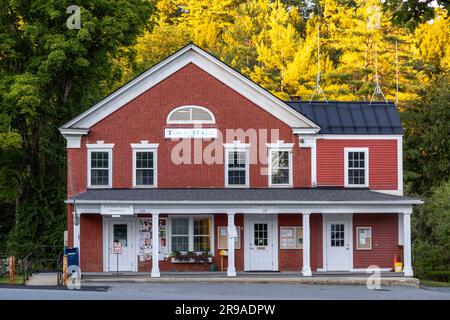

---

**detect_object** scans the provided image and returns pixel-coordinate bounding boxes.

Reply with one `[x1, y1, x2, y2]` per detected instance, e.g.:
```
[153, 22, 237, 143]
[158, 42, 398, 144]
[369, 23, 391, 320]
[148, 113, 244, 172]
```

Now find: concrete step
[25, 272, 58, 286]
[81, 273, 420, 287]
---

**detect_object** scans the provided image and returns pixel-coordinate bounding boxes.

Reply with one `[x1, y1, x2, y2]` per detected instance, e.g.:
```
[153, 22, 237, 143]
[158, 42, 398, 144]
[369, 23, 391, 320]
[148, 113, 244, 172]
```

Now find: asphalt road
[1, 283, 450, 300]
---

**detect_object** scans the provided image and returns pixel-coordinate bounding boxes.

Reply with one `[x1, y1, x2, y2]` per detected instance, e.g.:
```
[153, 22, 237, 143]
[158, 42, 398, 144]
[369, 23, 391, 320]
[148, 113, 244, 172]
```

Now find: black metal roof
[70, 188, 420, 204]
[285, 101, 403, 134]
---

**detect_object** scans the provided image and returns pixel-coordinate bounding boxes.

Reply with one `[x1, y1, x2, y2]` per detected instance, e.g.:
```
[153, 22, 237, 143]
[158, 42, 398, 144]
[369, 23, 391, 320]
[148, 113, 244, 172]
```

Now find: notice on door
[113, 242, 122, 254]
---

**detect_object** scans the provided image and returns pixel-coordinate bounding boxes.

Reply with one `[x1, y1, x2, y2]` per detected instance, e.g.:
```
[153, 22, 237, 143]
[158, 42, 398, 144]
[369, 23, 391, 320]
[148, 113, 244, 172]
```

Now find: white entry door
[247, 216, 275, 271]
[326, 218, 351, 271]
[108, 221, 135, 272]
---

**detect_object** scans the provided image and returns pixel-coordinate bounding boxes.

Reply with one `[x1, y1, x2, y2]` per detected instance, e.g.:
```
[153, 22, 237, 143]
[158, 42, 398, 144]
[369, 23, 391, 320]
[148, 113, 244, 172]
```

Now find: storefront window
[170, 217, 212, 253]
[194, 218, 211, 252]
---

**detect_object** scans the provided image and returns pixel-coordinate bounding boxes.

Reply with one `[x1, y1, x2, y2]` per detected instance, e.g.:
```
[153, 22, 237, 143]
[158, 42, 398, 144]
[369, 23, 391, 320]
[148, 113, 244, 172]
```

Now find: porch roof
[68, 188, 421, 205]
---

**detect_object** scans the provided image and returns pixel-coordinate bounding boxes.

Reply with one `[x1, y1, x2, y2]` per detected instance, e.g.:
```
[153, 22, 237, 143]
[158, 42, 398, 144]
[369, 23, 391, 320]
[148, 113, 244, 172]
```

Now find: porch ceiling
[67, 188, 421, 205]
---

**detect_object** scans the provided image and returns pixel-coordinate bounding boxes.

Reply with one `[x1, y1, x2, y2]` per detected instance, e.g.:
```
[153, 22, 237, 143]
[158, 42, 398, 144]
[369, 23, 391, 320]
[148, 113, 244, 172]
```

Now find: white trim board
[61, 44, 319, 131]
[317, 134, 402, 140]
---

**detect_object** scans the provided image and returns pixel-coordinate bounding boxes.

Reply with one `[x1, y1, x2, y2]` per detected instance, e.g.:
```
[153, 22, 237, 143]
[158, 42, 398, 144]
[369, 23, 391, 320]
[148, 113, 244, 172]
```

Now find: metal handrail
[22, 251, 34, 283]
[56, 251, 63, 286]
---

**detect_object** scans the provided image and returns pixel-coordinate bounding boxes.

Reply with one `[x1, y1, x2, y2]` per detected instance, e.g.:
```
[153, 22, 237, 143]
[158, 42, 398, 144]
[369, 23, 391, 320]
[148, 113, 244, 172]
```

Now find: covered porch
[67, 188, 421, 278]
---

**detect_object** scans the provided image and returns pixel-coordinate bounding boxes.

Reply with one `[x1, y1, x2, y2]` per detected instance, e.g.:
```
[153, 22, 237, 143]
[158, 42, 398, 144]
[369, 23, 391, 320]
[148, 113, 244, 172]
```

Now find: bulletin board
[356, 227, 372, 250]
[280, 227, 303, 249]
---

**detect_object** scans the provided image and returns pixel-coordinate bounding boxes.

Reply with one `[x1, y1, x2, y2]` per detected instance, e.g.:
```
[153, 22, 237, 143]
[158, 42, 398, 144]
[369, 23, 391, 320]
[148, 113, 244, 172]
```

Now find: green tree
[402, 75, 450, 197]
[0, 0, 155, 256]
[383, 0, 450, 30]
[413, 179, 450, 278]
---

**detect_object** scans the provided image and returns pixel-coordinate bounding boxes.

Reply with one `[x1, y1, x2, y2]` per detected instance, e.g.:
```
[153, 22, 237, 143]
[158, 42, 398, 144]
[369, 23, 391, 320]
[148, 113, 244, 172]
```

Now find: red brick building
[60, 43, 421, 277]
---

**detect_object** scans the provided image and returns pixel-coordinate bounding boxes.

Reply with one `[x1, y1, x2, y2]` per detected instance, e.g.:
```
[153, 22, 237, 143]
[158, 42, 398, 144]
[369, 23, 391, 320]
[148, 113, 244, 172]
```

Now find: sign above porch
[100, 204, 133, 216]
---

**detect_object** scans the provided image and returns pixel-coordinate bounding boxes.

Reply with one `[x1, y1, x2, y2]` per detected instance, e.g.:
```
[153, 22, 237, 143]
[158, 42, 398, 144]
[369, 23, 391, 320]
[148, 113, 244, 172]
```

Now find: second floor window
[87, 142, 114, 188]
[270, 150, 291, 186]
[345, 148, 369, 187]
[131, 141, 158, 188]
[90, 151, 110, 186]
[226, 150, 248, 187]
[135, 151, 155, 186]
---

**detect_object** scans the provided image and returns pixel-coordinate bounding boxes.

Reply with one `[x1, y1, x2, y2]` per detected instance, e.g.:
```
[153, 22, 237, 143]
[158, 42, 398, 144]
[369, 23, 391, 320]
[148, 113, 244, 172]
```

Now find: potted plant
[170, 250, 212, 263]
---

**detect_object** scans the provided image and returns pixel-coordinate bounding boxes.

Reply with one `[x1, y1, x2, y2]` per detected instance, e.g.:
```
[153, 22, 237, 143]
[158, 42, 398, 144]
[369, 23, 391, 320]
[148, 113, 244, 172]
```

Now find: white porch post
[73, 211, 80, 249]
[403, 211, 413, 277]
[227, 212, 236, 277]
[302, 212, 312, 277]
[151, 212, 160, 277]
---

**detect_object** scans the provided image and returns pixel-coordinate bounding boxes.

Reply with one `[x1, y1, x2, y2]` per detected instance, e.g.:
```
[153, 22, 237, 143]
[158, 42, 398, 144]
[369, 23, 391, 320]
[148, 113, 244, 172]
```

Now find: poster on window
[138, 217, 168, 260]
[138, 218, 152, 261]
[356, 227, 372, 250]
[217, 226, 241, 249]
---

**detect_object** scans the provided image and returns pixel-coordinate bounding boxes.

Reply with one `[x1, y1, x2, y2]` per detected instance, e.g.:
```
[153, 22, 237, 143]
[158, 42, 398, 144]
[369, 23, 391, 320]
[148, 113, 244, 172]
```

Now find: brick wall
[80, 215, 103, 272]
[66, 63, 311, 195]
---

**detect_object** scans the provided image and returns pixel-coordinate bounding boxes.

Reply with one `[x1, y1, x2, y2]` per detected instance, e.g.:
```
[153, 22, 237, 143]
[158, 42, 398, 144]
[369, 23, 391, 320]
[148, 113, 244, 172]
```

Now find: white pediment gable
[62, 43, 320, 131]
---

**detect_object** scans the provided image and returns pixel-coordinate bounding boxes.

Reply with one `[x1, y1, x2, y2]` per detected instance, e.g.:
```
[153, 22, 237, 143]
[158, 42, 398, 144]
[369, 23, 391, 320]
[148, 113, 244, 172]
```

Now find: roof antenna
[395, 40, 399, 105]
[370, 43, 388, 104]
[309, 3, 328, 104]
[367, 3, 387, 104]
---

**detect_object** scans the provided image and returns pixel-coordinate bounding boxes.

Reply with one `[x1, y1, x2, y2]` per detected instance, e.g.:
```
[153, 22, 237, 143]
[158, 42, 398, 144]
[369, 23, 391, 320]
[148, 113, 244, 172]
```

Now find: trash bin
[64, 247, 79, 270]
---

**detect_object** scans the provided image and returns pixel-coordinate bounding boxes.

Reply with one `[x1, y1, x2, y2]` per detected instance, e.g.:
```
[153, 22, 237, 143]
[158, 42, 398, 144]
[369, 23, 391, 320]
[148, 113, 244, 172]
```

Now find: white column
[151, 212, 160, 277]
[227, 212, 236, 277]
[73, 211, 80, 249]
[403, 212, 413, 277]
[302, 212, 312, 277]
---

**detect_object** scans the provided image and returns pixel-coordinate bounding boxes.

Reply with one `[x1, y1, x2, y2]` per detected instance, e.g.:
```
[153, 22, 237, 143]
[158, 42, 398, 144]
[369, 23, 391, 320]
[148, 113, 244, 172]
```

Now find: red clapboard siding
[316, 139, 398, 190]
[353, 213, 400, 269]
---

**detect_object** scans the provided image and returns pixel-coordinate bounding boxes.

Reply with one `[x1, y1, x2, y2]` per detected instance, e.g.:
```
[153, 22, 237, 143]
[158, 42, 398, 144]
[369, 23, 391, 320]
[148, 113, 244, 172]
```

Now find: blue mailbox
[64, 247, 79, 267]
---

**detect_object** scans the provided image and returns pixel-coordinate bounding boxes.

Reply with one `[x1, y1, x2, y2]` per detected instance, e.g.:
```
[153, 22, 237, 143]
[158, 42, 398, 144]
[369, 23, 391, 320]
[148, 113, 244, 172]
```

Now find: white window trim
[167, 216, 215, 255]
[267, 141, 294, 188]
[356, 226, 372, 250]
[224, 141, 250, 188]
[344, 147, 369, 188]
[87, 141, 114, 188]
[131, 141, 159, 188]
[167, 105, 216, 124]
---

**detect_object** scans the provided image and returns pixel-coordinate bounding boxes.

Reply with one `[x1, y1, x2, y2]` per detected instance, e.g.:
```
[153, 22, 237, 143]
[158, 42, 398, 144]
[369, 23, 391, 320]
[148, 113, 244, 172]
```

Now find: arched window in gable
[167, 106, 215, 124]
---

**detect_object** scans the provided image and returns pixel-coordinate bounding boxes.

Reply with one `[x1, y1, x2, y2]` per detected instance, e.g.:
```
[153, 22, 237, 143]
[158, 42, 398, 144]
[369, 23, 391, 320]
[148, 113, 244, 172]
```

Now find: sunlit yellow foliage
[132, 0, 449, 103]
